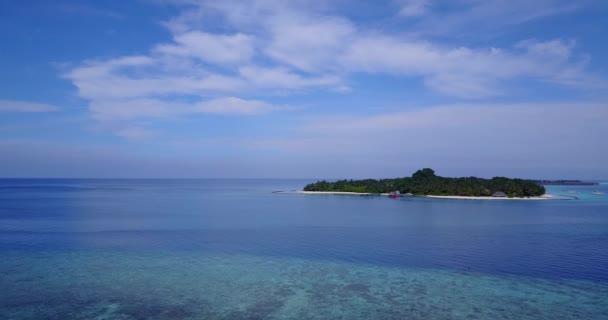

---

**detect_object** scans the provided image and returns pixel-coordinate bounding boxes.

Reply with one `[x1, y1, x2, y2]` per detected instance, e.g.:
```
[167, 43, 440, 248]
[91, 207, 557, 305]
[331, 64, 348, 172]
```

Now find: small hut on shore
[492, 191, 507, 198]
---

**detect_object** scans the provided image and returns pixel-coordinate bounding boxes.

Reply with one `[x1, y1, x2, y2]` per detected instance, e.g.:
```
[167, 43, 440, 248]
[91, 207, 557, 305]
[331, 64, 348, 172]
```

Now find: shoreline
[424, 195, 556, 200]
[275, 191, 567, 200]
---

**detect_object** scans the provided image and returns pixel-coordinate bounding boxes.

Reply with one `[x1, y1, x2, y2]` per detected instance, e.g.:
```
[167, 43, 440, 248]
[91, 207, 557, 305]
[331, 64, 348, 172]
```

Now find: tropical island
[303, 168, 546, 198]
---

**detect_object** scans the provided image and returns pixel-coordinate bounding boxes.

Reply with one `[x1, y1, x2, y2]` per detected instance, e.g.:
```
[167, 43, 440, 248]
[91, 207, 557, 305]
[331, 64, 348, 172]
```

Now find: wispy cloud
[155, 31, 255, 65]
[62, 0, 604, 138]
[0, 100, 60, 112]
[88, 97, 284, 121]
[408, 0, 584, 36]
[397, 0, 430, 17]
[239, 66, 342, 90]
[196, 97, 281, 115]
[341, 37, 598, 98]
[264, 14, 355, 72]
[299, 102, 607, 135]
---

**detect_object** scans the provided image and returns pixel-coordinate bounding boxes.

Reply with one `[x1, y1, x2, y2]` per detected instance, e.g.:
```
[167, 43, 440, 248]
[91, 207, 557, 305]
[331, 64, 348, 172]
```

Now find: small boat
[388, 191, 400, 199]
[592, 190, 605, 195]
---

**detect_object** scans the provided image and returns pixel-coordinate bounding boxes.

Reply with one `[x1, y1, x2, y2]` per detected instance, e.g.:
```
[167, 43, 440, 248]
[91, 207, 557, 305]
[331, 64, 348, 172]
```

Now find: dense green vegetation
[304, 168, 545, 197]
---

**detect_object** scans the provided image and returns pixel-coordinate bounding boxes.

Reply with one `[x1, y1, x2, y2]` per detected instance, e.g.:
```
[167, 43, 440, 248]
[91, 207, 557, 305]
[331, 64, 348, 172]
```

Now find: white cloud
[411, 0, 582, 36]
[196, 97, 279, 114]
[340, 36, 595, 98]
[65, 55, 247, 101]
[265, 15, 355, 72]
[87, 95, 283, 138]
[239, 66, 342, 89]
[61, 0, 604, 139]
[300, 102, 607, 134]
[89, 96, 281, 121]
[516, 38, 575, 63]
[66, 0, 601, 102]
[397, 0, 429, 17]
[0, 100, 60, 112]
[155, 31, 255, 65]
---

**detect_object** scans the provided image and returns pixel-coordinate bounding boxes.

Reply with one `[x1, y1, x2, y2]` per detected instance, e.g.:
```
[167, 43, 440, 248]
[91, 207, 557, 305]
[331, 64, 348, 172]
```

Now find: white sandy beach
[277, 191, 564, 200]
[424, 195, 556, 200]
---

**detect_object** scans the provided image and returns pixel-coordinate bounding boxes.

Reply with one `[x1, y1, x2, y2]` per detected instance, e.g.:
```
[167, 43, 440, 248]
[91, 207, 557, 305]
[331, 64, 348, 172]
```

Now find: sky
[0, 0, 607, 179]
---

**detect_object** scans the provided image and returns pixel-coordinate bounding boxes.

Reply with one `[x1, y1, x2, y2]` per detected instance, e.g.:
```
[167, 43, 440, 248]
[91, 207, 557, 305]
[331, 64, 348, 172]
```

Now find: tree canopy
[303, 169, 545, 197]
[412, 168, 435, 180]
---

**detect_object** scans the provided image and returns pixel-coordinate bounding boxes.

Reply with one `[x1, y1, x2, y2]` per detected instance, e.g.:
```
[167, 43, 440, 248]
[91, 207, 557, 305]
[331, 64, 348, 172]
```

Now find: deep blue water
[1, 179, 608, 319]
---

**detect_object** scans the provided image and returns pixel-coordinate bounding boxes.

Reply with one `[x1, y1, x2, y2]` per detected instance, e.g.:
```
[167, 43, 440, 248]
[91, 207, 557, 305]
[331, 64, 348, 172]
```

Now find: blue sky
[1, 0, 607, 178]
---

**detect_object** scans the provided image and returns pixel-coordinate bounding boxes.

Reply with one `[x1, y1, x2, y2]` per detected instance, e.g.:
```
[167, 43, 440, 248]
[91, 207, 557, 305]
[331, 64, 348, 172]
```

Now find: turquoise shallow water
[2, 252, 607, 320]
[1, 179, 608, 319]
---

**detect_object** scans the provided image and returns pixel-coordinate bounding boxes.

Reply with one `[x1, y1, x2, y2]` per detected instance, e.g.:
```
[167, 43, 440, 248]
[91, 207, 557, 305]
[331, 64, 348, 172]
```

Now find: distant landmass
[304, 168, 546, 198]
[531, 180, 599, 186]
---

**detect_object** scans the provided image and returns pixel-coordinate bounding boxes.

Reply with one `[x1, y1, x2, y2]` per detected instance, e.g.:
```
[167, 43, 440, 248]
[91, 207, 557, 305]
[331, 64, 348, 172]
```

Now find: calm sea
[1, 179, 607, 319]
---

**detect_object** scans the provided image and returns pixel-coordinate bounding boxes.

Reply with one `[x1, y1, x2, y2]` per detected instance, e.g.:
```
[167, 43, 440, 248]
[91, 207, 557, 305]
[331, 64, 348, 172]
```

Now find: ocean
[1, 179, 607, 319]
